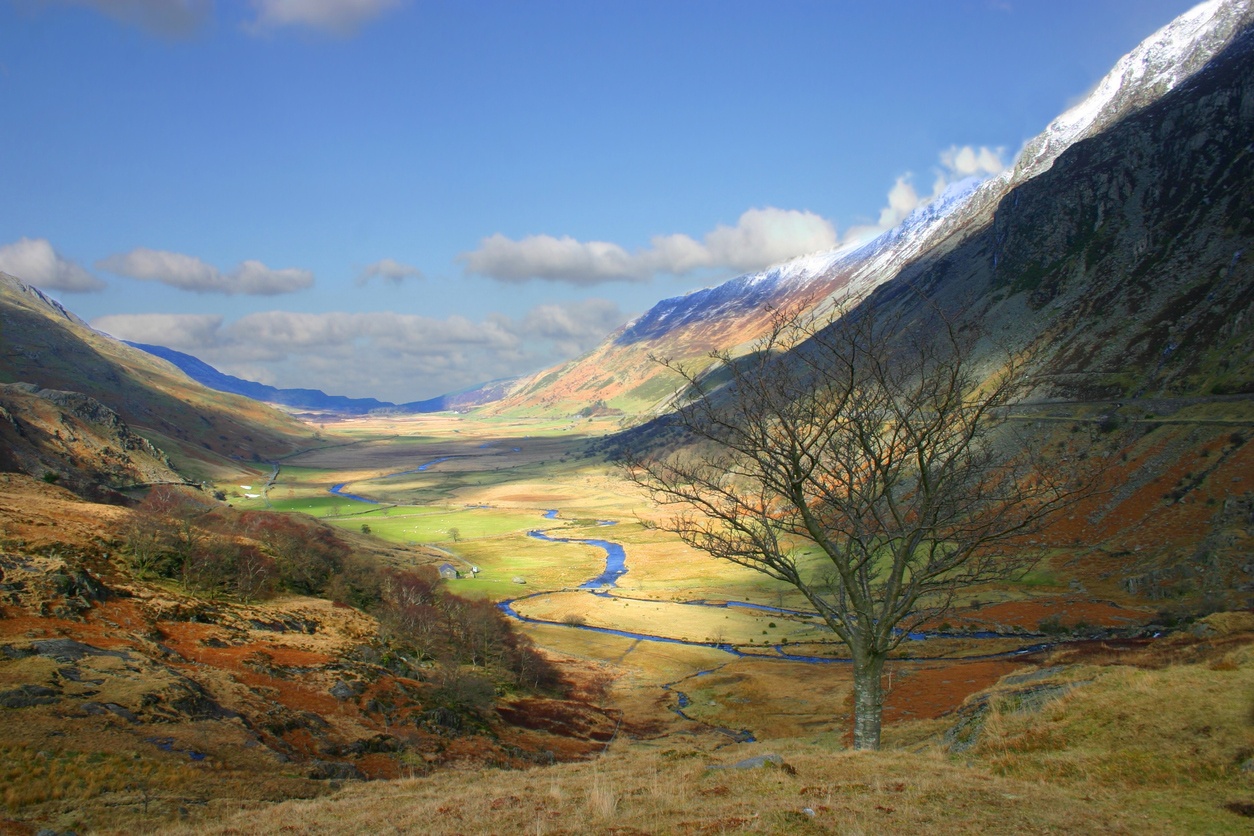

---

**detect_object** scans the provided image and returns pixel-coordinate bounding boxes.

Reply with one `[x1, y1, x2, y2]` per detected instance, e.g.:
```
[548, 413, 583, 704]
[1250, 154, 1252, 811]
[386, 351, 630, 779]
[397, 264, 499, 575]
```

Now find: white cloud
[97, 247, 314, 295]
[467, 147, 1006, 282]
[874, 176, 925, 229]
[702, 208, 837, 272]
[0, 237, 105, 292]
[845, 144, 1008, 245]
[640, 233, 710, 276]
[940, 145, 1007, 178]
[519, 299, 629, 359]
[93, 312, 224, 350]
[51, 0, 213, 37]
[89, 300, 630, 402]
[355, 258, 424, 286]
[247, 0, 402, 35]
[461, 234, 641, 285]
[461, 207, 838, 285]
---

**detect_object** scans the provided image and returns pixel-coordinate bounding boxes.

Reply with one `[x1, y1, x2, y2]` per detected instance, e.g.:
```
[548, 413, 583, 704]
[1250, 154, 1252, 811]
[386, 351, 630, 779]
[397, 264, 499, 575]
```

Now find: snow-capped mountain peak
[619, 0, 1254, 349]
[495, 0, 1254, 416]
[1016, 0, 1251, 182]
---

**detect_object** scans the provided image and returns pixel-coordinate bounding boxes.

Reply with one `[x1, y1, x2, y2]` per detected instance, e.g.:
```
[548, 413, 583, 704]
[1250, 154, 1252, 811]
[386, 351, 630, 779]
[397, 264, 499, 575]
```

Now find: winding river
[494, 511, 1067, 742]
[497, 513, 1052, 663]
[318, 452, 1066, 740]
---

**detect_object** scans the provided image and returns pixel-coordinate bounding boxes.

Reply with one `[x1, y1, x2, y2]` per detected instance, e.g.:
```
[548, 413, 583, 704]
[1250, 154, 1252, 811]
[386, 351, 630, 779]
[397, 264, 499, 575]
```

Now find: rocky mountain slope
[0, 474, 622, 831]
[0, 272, 315, 484]
[491, 0, 1254, 417]
[842, 5, 1254, 403]
[495, 0, 1254, 615]
[593, 0, 1254, 612]
[0, 383, 182, 499]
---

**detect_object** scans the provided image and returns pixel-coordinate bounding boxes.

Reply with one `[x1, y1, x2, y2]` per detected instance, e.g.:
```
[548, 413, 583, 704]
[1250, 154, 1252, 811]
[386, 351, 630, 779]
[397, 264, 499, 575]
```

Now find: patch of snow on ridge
[616, 177, 987, 345]
[1017, 0, 1250, 182]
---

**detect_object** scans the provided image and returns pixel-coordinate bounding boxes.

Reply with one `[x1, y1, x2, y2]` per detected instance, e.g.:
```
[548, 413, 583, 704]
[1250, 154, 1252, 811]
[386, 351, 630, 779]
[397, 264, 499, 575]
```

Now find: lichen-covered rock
[308, 760, 365, 781]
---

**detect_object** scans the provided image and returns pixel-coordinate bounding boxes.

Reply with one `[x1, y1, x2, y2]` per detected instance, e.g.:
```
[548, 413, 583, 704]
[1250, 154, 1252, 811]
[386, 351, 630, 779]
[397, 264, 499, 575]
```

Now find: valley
[118, 405, 1248, 834]
[239, 410, 1214, 748]
[3, 359, 1250, 832]
[1, 2, 1252, 831]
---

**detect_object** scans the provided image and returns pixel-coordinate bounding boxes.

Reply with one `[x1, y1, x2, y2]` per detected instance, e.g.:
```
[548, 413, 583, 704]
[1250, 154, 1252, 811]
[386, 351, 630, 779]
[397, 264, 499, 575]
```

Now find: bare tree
[625, 302, 1097, 749]
[121, 485, 211, 579]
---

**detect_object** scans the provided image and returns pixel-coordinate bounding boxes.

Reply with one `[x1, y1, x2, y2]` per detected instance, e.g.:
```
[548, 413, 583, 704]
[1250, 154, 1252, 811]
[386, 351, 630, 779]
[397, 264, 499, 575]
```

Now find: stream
[526, 530, 628, 589]
[327, 457, 459, 505]
[498, 513, 1050, 661]
[495, 510, 1059, 744]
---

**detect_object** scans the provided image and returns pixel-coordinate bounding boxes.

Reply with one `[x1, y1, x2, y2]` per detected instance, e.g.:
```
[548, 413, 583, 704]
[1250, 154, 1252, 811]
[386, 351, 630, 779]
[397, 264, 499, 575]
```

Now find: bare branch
[622, 293, 1103, 749]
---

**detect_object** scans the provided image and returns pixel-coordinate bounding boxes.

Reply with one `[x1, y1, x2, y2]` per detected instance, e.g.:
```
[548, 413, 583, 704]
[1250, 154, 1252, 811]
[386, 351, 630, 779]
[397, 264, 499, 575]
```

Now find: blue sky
[0, 0, 1202, 401]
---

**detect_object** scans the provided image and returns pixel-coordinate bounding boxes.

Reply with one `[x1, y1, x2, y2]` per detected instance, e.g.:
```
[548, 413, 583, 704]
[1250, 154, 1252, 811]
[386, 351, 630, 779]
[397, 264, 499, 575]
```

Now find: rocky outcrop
[945, 668, 1089, 753]
[0, 381, 183, 494]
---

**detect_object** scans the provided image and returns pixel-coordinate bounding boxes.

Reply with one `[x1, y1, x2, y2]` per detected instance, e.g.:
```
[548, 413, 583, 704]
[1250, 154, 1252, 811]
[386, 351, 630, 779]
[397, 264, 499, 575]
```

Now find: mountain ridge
[125, 342, 516, 416]
[0, 270, 315, 483]
[489, 0, 1254, 418]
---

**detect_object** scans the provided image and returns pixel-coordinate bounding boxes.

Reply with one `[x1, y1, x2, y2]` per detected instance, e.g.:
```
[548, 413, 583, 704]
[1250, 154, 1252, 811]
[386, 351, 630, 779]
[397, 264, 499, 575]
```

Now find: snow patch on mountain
[616, 176, 986, 344]
[1016, 0, 1251, 182]
[615, 1, 1253, 348]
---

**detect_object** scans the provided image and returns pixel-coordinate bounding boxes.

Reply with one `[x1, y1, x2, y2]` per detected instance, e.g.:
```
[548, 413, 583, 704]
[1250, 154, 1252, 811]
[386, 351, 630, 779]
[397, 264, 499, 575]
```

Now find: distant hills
[127, 342, 515, 416]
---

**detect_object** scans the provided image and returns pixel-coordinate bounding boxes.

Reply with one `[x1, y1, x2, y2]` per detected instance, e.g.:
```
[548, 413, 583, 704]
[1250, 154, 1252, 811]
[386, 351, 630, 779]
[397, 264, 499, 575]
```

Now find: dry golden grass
[154, 742, 1210, 835]
[149, 634, 1254, 835]
[513, 591, 824, 646]
[975, 644, 1254, 788]
[0, 746, 191, 812]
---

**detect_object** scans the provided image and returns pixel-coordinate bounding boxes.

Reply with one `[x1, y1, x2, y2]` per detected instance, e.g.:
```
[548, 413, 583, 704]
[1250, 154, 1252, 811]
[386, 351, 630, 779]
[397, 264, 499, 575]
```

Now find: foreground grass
[168, 747, 1109, 834]
[167, 743, 1248, 835]
[160, 628, 1254, 835]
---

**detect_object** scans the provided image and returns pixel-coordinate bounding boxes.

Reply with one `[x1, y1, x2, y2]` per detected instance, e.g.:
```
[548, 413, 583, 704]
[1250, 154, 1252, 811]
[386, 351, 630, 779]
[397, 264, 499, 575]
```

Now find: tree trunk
[851, 654, 886, 750]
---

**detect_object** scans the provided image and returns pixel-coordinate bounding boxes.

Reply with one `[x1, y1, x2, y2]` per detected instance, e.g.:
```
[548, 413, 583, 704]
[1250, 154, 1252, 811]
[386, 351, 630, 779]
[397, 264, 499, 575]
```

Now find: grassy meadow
[210, 412, 853, 721]
[207, 412, 1131, 711]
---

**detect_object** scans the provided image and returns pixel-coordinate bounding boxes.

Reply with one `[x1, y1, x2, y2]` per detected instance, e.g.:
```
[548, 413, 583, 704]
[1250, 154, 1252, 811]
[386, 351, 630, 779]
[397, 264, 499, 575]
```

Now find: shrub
[238, 511, 348, 595]
[328, 554, 386, 610]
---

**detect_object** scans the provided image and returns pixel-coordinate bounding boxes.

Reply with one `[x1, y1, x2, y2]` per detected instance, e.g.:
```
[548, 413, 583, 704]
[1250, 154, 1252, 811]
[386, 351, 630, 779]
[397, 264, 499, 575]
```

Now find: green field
[331, 505, 549, 543]
[215, 413, 796, 622]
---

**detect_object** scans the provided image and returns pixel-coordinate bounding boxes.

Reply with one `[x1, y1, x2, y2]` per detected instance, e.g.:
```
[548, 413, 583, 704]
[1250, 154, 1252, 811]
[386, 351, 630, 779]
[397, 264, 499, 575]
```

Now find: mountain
[127, 342, 515, 415]
[815, 4, 1254, 606]
[597, 1, 1254, 610]
[0, 272, 314, 483]
[125, 342, 396, 415]
[867, 5, 1254, 403]
[490, 0, 1254, 418]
